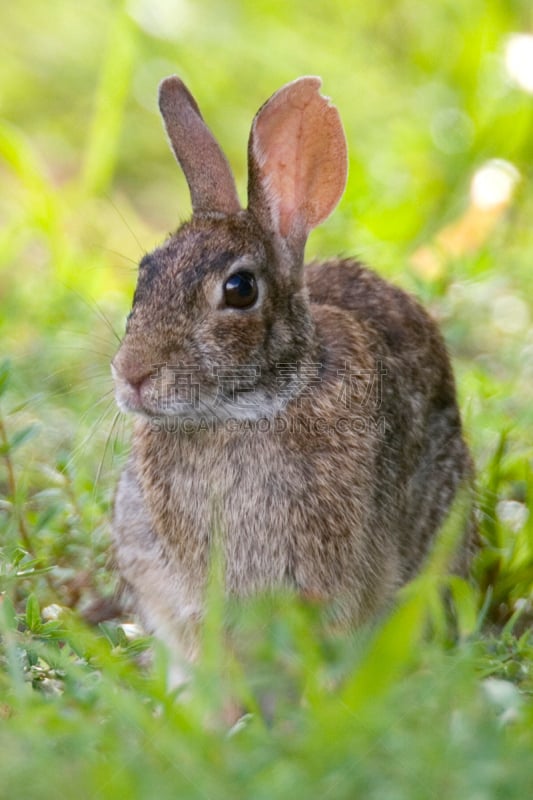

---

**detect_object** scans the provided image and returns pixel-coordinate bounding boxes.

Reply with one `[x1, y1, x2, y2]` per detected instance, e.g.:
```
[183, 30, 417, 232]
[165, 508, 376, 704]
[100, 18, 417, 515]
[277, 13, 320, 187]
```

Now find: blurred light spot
[470, 159, 520, 209]
[482, 678, 522, 723]
[496, 499, 530, 532]
[492, 294, 530, 334]
[120, 623, 144, 640]
[505, 33, 533, 94]
[42, 604, 65, 621]
[431, 108, 474, 154]
[128, 0, 193, 41]
[483, 678, 521, 706]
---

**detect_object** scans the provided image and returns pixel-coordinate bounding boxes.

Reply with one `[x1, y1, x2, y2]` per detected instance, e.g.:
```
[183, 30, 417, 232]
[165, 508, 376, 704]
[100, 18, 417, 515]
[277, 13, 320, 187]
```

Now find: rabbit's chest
[140, 425, 372, 597]
[153, 433, 296, 590]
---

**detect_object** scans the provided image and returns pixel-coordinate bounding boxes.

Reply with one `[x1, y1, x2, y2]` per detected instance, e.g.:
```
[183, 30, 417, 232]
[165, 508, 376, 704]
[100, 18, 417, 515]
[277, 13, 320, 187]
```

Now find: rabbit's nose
[127, 372, 153, 393]
[111, 352, 153, 387]
[125, 372, 155, 412]
[111, 360, 156, 414]
[111, 357, 155, 397]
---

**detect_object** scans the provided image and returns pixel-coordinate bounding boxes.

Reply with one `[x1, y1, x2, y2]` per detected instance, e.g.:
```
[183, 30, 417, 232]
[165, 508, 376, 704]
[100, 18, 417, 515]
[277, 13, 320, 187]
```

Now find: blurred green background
[1, 1, 533, 798]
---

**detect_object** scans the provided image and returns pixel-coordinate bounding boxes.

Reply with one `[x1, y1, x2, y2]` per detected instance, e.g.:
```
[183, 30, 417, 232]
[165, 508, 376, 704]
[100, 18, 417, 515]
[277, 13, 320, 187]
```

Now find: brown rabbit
[111, 76, 475, 681]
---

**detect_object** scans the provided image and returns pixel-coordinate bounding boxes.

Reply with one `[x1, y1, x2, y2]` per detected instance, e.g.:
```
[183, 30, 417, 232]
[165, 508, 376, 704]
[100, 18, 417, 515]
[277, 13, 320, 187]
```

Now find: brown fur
[111, 77, 475, 680]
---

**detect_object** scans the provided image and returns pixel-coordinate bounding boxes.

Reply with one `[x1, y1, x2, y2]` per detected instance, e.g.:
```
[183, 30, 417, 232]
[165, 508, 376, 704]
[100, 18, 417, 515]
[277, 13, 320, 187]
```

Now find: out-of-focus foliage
[1, 1, 533, 797]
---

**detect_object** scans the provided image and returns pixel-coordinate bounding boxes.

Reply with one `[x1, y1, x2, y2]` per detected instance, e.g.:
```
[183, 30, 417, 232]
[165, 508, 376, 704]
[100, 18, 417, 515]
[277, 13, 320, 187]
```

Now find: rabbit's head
[112, 77, 347, 422]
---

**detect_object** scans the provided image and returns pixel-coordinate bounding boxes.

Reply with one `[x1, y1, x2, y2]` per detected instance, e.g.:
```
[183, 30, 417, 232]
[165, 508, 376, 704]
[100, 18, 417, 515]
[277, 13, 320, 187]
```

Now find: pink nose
[127, 372, 153, 393]
[111, 358, 155, 399]
[112, 354, 153, 387]
[112, 365, 156, 413]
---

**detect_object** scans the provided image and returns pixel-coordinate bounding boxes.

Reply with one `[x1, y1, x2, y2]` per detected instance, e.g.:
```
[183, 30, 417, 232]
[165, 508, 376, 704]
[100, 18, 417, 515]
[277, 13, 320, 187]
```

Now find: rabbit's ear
[248, 77, 347, 254]
[159, 77, 241, 215]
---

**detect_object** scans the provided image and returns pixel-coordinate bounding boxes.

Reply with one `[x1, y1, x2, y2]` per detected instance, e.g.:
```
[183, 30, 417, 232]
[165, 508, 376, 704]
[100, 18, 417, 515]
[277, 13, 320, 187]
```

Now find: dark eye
[223, 271, 258, 309]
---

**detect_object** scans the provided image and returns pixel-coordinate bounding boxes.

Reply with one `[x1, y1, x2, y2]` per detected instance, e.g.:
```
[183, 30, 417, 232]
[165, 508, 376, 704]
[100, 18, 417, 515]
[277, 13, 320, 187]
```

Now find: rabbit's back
[307, 258, 474, 576]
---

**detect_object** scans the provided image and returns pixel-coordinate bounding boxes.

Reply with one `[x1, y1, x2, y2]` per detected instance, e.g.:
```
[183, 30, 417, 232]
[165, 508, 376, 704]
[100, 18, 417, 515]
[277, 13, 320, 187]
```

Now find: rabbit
[111, 75, 476, 680]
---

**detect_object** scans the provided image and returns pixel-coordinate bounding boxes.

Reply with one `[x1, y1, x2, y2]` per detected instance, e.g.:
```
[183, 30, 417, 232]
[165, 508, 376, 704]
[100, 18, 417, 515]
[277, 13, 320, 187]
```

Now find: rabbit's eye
[223, 271, 258, 309]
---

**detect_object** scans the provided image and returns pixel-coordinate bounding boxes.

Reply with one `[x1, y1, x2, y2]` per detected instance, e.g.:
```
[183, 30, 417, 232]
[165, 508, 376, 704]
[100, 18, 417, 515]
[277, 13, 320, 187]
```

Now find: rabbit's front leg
[113, 460, 202, 689]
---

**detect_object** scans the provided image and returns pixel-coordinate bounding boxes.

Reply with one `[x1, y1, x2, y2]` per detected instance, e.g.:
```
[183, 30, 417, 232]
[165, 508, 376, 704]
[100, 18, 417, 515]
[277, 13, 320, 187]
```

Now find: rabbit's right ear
[159, 77, 241, 215]
[248, 77, 347, 258]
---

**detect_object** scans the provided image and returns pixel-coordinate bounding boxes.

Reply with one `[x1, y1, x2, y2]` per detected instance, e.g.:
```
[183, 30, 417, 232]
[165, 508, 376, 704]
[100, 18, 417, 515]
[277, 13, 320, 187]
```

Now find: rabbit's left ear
[159, 76, 241, 215]
[247, 77, 347, 254]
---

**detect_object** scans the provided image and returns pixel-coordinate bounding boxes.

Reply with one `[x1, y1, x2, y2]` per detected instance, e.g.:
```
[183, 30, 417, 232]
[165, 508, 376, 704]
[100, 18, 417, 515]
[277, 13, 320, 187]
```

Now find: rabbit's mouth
[112, 354, 326, 426]
[111, 360, 291, 424]
[115, 381, 289, 425]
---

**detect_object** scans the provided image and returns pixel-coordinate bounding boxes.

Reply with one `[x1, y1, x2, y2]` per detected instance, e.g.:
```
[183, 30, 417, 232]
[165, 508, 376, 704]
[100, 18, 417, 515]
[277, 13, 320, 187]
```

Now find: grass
[1, 0, 533, 797]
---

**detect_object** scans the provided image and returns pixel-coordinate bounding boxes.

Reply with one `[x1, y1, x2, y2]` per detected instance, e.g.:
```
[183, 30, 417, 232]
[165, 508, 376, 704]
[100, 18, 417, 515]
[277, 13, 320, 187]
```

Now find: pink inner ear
[252, 77, 347, 240]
